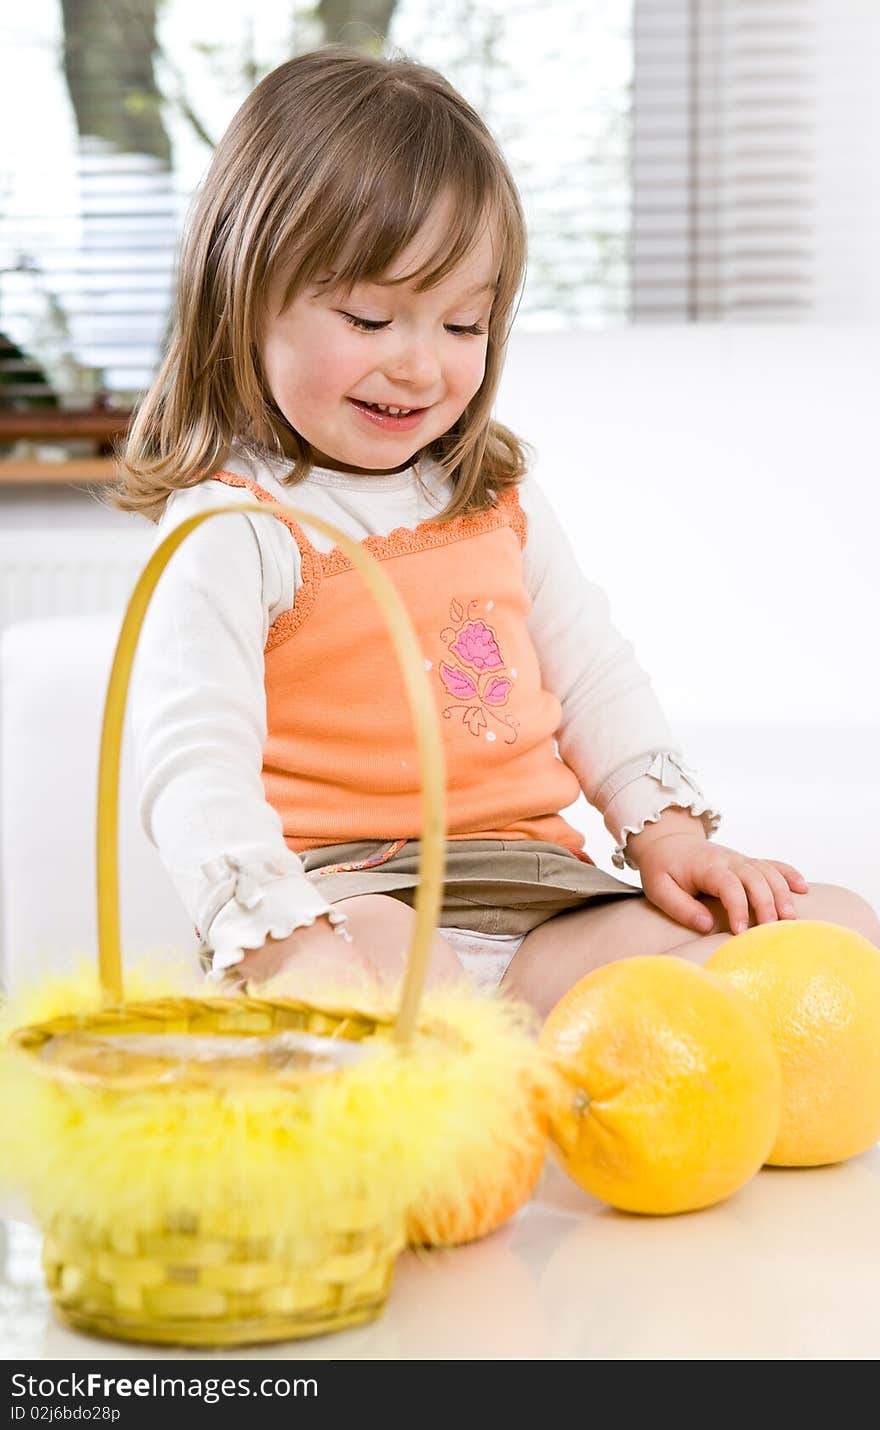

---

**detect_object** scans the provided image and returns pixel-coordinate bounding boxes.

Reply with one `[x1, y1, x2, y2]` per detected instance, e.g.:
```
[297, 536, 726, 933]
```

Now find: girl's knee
[794, 882, 880, 945]
[334, 893, 463, 982]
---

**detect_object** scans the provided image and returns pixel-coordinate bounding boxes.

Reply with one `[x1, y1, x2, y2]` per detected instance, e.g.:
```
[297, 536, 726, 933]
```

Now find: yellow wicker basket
[4, 499, 458, 1348]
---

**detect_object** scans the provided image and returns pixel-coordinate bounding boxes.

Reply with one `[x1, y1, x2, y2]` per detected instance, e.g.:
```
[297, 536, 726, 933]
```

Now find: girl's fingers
[768, 859, 808, 893]
[646, 853, 808, 939]
[736, 864, 784, 926]
[709, 861, 802, 933]
[754, 861, 799, 919]
[649, 872, 718, 934]
[699, 865, 751, 935]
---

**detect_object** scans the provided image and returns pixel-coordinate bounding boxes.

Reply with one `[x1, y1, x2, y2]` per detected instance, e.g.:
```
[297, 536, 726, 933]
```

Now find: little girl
[112, 47, 879, 1020]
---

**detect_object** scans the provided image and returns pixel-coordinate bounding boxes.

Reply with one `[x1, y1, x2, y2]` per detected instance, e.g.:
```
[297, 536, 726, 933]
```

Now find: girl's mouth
[347, 398, 428, 431]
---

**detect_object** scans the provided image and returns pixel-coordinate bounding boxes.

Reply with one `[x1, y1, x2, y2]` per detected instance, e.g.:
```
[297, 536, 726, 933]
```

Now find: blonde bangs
[282, 126, 502, 305]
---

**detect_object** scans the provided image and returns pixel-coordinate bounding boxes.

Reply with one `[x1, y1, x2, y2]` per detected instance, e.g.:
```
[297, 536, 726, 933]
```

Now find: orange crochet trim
[208, 471, 325, 653]
[320, 484, 525, 575]
[210, 470, 527, 653]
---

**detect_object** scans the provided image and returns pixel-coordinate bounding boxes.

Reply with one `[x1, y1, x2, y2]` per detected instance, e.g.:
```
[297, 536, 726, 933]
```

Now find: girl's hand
[633, 832, 809, 937]
[224, 916, 374, 994]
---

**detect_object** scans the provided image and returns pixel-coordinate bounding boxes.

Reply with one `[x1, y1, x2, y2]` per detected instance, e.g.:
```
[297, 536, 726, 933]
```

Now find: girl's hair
[104, 45, 533, 526]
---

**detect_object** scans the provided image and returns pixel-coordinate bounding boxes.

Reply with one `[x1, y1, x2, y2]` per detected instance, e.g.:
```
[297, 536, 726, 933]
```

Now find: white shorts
[437, 926, 526, 993]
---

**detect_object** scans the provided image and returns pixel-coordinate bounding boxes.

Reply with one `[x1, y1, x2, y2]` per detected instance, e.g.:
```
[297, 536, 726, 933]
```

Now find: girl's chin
[268, 415, 432, 474]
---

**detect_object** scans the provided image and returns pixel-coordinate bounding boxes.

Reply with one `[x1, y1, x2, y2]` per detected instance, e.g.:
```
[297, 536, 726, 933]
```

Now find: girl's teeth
[367, 402, 414, 415]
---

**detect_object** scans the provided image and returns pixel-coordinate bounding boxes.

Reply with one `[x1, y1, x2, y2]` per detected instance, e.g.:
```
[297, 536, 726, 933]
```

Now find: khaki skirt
[300, 837, 643, 938]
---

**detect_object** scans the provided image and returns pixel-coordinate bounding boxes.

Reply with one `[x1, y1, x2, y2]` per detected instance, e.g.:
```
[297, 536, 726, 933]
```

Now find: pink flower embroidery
[463, 706, 487, 736]
[439, 663, 478, 700]
[482, 676, 512, 705]
[450, 621, 503, 671]
[437, 598, 519, 745]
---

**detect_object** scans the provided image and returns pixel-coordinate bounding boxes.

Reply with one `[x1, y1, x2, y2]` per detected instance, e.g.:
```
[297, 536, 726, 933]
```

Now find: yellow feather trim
[0, 961, 554, 1248]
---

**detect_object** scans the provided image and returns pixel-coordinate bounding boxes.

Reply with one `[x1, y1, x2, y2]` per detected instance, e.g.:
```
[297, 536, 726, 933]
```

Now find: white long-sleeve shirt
[130, 442, 721, 971]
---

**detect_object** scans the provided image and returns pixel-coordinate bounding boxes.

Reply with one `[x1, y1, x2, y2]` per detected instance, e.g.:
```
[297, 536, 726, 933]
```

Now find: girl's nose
[384, 334, 442, 391]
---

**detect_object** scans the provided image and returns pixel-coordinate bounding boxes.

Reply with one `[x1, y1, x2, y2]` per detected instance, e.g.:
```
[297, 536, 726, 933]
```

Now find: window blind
[631, 0, 816, 320]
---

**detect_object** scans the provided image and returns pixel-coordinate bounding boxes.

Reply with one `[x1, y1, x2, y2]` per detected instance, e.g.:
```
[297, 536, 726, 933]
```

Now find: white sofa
[1, 326, 878, 991]
[1, 611, 877, 996]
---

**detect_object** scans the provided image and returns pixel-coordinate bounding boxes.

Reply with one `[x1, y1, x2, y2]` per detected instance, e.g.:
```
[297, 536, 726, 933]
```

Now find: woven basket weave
[8, 499, 450, 1347]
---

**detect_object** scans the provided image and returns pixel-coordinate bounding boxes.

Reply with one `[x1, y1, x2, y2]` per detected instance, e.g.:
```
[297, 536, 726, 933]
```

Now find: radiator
[0, 531, 151, 633]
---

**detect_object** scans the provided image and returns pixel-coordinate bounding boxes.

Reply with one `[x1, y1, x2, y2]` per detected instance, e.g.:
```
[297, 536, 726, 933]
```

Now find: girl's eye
[342, 315, 388, 332]
[341, 314, 486, 336]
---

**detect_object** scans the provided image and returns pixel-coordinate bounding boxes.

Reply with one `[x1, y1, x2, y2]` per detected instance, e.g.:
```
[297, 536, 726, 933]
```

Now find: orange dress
[211, 470, 596, 871]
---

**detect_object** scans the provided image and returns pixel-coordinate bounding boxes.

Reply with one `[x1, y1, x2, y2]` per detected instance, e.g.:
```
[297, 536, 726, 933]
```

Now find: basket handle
[97, 501, 447, 1046]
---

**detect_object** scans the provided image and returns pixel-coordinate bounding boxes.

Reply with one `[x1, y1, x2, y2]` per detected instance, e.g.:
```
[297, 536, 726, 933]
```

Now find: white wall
[499, 324, 879, 728]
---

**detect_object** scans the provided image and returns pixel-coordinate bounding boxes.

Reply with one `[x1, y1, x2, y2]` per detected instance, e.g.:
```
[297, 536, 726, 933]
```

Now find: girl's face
[259, 193, 499, 475]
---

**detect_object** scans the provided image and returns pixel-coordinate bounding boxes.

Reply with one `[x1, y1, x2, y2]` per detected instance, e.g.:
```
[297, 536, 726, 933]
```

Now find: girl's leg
[500, 882, 880, 1022]
[334, 892, 465, 986]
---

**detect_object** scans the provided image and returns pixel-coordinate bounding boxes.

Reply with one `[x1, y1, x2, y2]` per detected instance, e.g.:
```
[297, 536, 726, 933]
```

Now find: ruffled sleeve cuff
[593, 752, 722, 871]
[195, 855, 353, 979]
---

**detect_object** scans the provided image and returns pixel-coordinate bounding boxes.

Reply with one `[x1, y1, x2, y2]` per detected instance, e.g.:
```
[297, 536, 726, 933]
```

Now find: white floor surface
[3, 1146, 880, 1361]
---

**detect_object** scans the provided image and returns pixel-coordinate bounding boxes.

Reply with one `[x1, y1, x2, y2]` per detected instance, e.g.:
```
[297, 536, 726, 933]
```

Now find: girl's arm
[518, 472, 720, 865]
[623, 805, 708, 852]
[130, 482, 351, 977]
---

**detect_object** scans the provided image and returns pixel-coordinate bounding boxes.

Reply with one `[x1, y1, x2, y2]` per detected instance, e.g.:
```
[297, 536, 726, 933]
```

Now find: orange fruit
[406, 1096, 548, 1246]
[539, 956, 782, 1215]
[707, 920, 880, 1166]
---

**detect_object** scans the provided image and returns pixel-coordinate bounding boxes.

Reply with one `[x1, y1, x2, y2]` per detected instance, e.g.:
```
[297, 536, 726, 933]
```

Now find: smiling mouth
[350, 400, 427, 415]
[346, 398, 432, 430]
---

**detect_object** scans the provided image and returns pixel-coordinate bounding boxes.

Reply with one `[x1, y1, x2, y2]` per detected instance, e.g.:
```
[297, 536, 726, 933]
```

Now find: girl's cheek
[303, 350, 347, 398]
[464, 349, 489, 396]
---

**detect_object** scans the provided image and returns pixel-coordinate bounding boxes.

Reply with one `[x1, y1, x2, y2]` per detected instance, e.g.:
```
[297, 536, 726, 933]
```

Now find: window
[0, 1, 875, 409]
